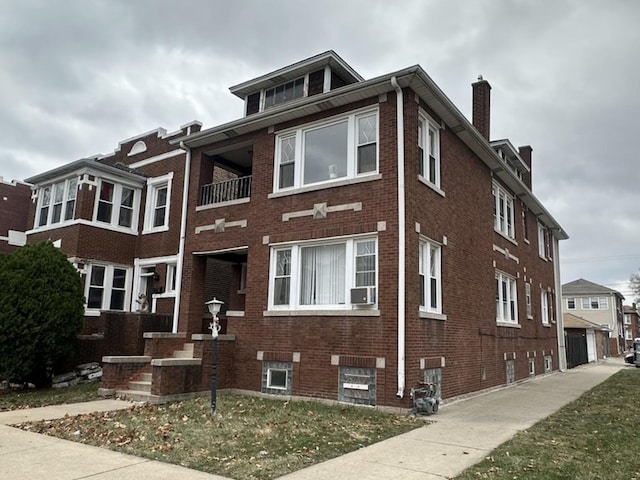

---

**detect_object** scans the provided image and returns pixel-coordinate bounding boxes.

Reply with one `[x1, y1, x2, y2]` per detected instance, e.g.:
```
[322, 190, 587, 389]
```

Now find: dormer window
[263, 77, 306, 109]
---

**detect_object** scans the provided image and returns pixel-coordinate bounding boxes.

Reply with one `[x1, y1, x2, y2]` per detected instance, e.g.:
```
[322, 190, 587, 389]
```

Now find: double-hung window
[541, 290, 550, 325]
[537, 222, 551, 258]
[274, 109, 378, 192]
[95, 180, 138, 229]
[525, 282, 532, 318]
[269, 237, 377, 310]
[86, 264, 130, 312]
[493, 183, 514, 239]
[417, 112, 440, 187]
[419, 239, 442, 313]
[144, 174, 172, 232]
[36, 178, 78, 227]
[581, 297, 608, 310]
[496, 271, 518, 324]
[567, 297, 576, 310]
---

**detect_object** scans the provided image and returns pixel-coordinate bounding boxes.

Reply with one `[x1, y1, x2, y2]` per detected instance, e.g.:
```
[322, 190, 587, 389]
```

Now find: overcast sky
[1, 0, 638, 299]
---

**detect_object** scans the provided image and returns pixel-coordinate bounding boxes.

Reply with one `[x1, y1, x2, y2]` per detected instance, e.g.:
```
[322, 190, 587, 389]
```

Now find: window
[538, 223, 551, 259]
[522, 206, 529, 241]
[544, 355, 552, 373]
[493, 183, 515, 239]
[541, 290, 550, 325]
[626, 329, 633, 340]
[624, 314, 631, 325]
[274, 109, 378, 191]
[496, 271, 518, 324]
[95, 180, 138, 229]
[528, 358, 535, 377]
[418, 112, 440, 187]
[36, 178, 78, 227]
[506, 360, 515, 384]
[267, 368, 288, 389]
[262, 361, 292, 395]
[86, 265, 130, 311]
[144, 174, 172, 232]
[567, 297, 576, 310]
[166, 264, 177, 293]
[269, 237, 377, 310]
[419, 239, 442, 313]
[264, 77, 305, 109]
[525, 282, 532, 318]
[581, 297, 608, 310]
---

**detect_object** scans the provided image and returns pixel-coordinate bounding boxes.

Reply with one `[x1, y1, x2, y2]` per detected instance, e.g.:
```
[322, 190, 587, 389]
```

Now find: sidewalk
[0, 358, 626, 480]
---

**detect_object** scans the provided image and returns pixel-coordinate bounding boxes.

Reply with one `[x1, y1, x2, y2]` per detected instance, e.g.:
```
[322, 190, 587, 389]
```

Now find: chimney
[518, 145, 532, 189]
[472, 75, 491, 140]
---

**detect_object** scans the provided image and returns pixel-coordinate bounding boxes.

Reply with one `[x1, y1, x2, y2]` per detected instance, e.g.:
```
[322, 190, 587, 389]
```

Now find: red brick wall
[0, 180, 31, 253]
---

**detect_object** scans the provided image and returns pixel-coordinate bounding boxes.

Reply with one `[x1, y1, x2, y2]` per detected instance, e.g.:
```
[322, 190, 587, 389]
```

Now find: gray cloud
[0, 0, 638, 297]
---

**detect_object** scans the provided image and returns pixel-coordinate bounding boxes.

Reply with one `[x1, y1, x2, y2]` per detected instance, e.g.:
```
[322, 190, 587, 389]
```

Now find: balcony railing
[200, 175, 252, 206]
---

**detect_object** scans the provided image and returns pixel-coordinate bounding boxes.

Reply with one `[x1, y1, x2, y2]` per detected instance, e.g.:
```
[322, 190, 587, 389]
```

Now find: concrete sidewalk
[0, 358, 626, 480]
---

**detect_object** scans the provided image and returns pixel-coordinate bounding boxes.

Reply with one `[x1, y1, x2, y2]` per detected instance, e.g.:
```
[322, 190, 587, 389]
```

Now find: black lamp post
[205, 298, 224, 415]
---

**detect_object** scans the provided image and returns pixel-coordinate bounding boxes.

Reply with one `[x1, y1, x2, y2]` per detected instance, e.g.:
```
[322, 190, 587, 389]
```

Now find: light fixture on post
[205, 297, 224, 415]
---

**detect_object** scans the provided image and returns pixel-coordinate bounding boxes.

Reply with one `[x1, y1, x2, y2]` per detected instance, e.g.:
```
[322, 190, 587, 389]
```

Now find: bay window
[95, 180, 138, 229]
[274, 109, 378, 192]
[496, 271, 518, 324]
[36, 178, 78, 227]
[269, 237, 377, 310]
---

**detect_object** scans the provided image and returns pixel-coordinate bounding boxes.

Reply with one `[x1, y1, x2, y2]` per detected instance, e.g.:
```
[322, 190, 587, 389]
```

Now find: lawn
[455, 368, 640, 479]
[0, 381, 100, 410]
[16, 393, 422, 480]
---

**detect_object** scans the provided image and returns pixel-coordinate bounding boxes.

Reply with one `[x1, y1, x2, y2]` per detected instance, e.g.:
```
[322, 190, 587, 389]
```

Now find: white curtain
[300, 244, 345, 305]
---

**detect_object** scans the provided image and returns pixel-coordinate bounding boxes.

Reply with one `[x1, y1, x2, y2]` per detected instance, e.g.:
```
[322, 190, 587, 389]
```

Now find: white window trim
[541, 290, 550, 325]
[93, 179, 140, 231]
[143, 173, 173, 234]
[267, 235, 378, 312]
[417, 110, 441, 190]
[419, 237, 442, 315]
[260, 74, 309, 112]
[85, 263, 132, 313]
[273, 106, 379, 193]
[581, 296, 609, 310]
[496, 271, 518, 325]
[525, 282, 533, 318]
[131, 256, 178, 311]
[34, 177, 79, 229]
[493, 183, 515, 240]
[266, 368, 289, 390]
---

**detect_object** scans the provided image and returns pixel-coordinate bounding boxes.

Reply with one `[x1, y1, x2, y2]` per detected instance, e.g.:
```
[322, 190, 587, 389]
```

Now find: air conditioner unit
[351, 287, 376, 305]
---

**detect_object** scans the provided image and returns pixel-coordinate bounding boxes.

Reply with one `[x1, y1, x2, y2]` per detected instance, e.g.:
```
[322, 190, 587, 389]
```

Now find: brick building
[25, 51, 567, 408]
[623, 304, 639, 350]
[0, 177, 31, 253]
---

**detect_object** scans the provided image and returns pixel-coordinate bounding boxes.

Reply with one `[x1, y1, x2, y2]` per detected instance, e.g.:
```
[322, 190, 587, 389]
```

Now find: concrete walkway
[0, 358, 626, 480]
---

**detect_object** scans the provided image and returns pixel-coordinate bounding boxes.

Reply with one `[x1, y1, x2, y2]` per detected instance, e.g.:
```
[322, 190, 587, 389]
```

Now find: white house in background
[562, 278, 624, 356]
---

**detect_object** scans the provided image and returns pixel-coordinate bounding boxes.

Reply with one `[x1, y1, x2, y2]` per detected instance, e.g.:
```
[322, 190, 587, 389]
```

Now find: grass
[16, 393, 421, 480]
[0, 381, 100, 410]
[455, 368, 640, 480]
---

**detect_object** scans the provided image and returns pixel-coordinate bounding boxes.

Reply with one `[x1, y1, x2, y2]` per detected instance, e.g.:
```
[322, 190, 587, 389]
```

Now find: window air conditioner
[351, 287, 376, 305]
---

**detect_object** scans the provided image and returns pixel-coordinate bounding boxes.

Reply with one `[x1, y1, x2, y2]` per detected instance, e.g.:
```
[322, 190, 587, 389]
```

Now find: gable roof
[563, 312, 607, 330]
[562, 278, 624, 299]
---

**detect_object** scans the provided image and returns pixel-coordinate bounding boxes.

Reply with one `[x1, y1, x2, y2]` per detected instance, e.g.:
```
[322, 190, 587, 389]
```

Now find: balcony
[200, 175, 252, 207]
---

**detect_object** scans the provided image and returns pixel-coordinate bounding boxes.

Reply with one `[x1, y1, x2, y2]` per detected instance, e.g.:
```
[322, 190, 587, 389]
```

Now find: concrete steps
[172, 343, 195, 359]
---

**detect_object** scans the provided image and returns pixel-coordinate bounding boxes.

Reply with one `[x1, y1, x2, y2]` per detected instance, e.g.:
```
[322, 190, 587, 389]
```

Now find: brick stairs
[116, 343, 201, 402]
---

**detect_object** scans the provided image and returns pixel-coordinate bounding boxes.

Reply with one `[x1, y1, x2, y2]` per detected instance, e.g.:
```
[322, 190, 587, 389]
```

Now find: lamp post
[205, 298, 224, 415]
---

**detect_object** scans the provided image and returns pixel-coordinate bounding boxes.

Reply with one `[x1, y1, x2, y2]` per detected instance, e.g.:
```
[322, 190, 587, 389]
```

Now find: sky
[1, 0, 638, 299]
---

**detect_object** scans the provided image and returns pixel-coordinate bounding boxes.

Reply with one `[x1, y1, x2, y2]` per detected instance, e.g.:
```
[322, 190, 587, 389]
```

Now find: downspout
[552, 235, 566, 371]
[173, 140, 192, 333]
[391, 76, 406, 398]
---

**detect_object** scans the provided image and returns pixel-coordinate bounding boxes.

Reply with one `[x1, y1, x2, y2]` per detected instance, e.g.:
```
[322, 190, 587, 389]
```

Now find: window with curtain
[269, 237, 377, 310]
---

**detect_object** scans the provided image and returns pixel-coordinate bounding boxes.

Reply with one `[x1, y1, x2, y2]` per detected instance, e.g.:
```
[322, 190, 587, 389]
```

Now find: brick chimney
[518, 145, 532, 189]
[472, 76, 491, 140]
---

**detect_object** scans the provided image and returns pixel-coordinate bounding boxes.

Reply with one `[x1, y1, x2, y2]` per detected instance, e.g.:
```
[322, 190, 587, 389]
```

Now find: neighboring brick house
[0, 177, 31, 253]
[562, 278, 625, 356]
[173, 50, 567, 407]
[25, 122, 202, 332]
[623, 304, 639, 349]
